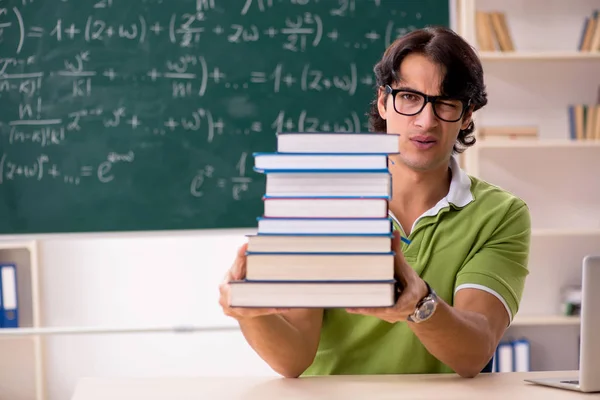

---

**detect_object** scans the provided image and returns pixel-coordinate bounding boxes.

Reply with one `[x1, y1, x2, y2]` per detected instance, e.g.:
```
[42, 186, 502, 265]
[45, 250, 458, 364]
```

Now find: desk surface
[71, 371, 600, 400]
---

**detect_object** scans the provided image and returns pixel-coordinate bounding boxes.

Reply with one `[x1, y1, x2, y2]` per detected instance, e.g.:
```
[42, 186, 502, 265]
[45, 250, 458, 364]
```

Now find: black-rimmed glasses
[384, 85, 471, 123]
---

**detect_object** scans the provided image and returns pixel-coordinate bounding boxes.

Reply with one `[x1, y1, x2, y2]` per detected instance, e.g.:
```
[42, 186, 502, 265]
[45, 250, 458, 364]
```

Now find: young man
[218, 26, 531, 379]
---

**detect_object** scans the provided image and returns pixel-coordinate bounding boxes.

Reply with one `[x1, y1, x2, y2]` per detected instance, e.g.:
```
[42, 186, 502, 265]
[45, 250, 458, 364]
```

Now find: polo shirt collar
[446, 155, 474, 208]
[389, 156, 474, 233]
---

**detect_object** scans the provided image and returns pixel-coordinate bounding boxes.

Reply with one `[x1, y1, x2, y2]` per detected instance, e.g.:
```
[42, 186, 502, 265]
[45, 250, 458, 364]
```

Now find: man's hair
[368, 26, 488, 153]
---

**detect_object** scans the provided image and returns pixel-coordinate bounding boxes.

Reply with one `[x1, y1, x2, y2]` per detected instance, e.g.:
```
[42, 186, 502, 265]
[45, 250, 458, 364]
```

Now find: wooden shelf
[511, 315, 580, 327]
[477, 139, 600, 149]
[532, 228, 600, 237]
[479, 51, 600, 61]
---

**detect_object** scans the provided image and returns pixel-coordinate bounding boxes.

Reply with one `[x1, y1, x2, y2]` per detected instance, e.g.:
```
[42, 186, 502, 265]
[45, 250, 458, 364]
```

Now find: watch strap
[407, 281, 433, 322]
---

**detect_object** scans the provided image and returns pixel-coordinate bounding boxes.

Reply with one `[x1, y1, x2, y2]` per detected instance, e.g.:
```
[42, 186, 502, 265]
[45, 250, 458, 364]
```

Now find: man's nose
[414, 102, 439, 129]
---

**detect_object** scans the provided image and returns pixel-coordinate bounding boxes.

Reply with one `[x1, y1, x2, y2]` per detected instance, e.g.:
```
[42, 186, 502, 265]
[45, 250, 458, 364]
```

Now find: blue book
[0, 263, 18, 328]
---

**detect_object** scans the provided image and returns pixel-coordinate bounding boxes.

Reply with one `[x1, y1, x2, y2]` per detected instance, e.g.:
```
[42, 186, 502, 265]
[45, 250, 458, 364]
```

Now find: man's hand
[219, 242, 290, 320]
[346, 230, 428, 323]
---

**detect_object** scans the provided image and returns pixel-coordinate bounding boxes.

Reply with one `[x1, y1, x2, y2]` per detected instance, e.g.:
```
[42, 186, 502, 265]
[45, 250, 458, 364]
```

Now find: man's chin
[397, 154, 448, 172]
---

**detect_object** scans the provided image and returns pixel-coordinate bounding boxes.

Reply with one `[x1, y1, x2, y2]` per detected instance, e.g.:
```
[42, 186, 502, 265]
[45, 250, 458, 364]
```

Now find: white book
[245, 253, 394, 281]
[253, 153, 388, 170]
[265, 172, 391, 197]
[229, 281, 397, 308]
[263, 197, 388, 218]
[247, 234, 392, 253]
[277, 133, 399, 154]
[257, 218, 392, 235]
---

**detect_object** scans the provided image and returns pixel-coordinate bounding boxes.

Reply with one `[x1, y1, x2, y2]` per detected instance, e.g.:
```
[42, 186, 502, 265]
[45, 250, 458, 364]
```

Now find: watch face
[416, 299, 436, 320]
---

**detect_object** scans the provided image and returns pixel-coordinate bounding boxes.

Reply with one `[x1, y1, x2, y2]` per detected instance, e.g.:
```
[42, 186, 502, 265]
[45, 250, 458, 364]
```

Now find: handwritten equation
[0, 0, 442, 211]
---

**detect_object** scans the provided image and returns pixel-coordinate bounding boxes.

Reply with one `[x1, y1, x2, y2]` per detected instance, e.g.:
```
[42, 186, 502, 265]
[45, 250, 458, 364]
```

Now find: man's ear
[377, 86, 388, 120]
[460, 105, 474, 130]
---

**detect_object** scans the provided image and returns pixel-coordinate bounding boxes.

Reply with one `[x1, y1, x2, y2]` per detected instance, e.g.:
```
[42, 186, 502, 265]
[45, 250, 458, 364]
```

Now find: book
[245, 252, 394, 281]
[229, 281, 397, 308]
[257, 217, 393, 235]
[478, 126, 537, 140]
[247, 234, 393, 253]
[263, 197, 389, 218]
[253, 153, 389, 171]
[232, 133, 399, 308]
[263, 171, 391, 197]
[276, 132, 399, 154]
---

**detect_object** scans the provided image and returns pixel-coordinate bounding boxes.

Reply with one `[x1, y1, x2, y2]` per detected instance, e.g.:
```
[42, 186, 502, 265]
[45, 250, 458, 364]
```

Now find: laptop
[525, 255, 600, 392]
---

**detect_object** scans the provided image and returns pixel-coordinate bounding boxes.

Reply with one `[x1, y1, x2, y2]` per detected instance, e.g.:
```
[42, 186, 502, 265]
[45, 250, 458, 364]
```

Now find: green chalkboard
[0, 0, 449, 234]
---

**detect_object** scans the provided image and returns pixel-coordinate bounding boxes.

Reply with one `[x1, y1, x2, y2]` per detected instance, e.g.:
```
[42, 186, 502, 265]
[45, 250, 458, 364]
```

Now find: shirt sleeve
[454, 199, 531, 323]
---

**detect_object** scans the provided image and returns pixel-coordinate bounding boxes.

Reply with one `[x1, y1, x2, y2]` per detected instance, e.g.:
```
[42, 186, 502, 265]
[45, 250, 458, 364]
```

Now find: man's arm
[236, 309, 324, 378]
[408, 288, 508, 377]
[347, 201, 530, 377]
[219, 243, 323, 378]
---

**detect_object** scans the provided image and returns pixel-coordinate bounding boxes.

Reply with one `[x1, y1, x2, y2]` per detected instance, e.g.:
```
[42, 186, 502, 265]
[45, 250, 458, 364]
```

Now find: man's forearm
[409, 300, 496, 377]
[238, 315, 314, 378]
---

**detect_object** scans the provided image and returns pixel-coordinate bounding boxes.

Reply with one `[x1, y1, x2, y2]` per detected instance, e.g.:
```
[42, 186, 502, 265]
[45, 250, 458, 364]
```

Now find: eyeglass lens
[394, 91, 464, 122]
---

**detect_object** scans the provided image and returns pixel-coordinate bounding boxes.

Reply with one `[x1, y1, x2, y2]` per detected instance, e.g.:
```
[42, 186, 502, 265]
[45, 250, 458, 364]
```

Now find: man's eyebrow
[395, 85, 445, 97]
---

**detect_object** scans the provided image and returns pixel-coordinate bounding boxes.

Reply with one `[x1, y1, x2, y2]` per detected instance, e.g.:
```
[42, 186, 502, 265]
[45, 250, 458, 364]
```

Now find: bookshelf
[456, 0, 600, 372]
[511, 315, 580, 327]
[479, 51, 600, 61]
[0, 240, 45, 400]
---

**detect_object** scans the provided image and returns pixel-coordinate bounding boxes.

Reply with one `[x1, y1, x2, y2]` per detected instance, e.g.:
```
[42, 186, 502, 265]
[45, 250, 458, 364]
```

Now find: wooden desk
[71, 371, 599, 400]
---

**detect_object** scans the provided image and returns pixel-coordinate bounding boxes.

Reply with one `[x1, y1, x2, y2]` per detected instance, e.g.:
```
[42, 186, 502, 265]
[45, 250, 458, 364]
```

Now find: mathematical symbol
[264, 27, 278, 38]
[150, 22, 164, 35]
[322, 79, 331, 88]
[282, 74, 295, 87]
[209, 67, 225, 83]
[103, 68, 117, 80]
[284, 119, 294, 130]
[27, 27, 44, 38]
[105, 26, 114, 37]
[164, 118, 179, 130]
[48, 165, 61, 178]
[396, 27, 409, 37]
[251, 122, 262, 132]
[217, 179, 226, 188]
[80, 166, 93, 176]
[321, 122, 331, 131]
[327, 30, 338, 41]
[213, 25, 224, 35]
[147, 68, 161, 81]
[214, 118, 225, 135]
[360, 75, 374, 85]
[250, 72, 266, 83]
[365, 31, 380, 41]
[127, 115, 141, 129]
[65, 24, 81, 39]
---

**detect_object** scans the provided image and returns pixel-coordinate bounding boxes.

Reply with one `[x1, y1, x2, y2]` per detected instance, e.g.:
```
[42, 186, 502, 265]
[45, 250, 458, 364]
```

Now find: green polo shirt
[302, 156, 531, 375]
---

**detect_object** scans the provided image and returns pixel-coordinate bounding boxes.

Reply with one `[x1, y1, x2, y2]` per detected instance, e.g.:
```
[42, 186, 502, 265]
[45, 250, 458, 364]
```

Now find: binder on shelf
[513, 338, 531, 372]
[496, 341, 514, 372]
[0, 263, 19, 328]
[493, 338, 531, 373]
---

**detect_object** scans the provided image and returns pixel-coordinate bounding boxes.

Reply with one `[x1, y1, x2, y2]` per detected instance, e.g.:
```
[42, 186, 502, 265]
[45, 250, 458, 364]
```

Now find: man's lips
[410, 135, 437, 144]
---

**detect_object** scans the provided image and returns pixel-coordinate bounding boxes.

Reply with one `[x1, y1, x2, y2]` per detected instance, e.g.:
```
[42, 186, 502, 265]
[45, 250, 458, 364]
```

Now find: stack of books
[229, 132, 403, 308]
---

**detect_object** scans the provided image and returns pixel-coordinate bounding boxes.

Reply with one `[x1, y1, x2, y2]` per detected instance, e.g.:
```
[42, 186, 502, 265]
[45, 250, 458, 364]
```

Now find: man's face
[377, 53, 472, 171]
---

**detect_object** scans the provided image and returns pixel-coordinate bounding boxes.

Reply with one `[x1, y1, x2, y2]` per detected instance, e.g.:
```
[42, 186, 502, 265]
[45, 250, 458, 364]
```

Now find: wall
[38, 230, 278, 400]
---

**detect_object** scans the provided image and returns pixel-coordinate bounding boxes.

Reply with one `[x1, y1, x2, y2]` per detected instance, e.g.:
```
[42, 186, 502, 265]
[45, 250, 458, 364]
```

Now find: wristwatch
[407, 281, 438, 323]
